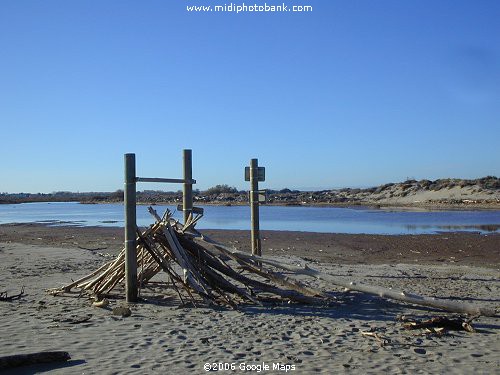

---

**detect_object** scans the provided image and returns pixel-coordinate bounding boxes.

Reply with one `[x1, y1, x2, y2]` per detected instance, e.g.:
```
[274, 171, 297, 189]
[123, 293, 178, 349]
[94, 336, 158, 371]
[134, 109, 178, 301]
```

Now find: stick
[360, 331, 389, 347]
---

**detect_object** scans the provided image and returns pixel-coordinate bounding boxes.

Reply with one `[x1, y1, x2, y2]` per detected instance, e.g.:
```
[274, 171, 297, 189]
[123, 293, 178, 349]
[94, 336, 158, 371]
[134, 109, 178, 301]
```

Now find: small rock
[414, 348, 426, 355]
[112, 306, 132, 317]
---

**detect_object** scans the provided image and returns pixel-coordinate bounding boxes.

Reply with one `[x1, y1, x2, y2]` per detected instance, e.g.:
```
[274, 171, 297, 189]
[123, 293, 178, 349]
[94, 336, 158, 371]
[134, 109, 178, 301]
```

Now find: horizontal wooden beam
[136, 177, 196, 184]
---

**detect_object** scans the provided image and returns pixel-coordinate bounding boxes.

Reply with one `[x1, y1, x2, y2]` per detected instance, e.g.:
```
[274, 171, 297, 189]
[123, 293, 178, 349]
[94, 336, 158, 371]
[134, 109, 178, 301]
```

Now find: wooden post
[124, 153, 138, 302]
[183, 149, 193, 224]
[250, 158, 261, 256]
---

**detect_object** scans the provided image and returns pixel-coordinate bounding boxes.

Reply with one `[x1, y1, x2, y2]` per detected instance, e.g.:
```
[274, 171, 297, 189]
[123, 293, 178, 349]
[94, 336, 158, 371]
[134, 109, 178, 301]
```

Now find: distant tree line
[1, 177, 498, 205]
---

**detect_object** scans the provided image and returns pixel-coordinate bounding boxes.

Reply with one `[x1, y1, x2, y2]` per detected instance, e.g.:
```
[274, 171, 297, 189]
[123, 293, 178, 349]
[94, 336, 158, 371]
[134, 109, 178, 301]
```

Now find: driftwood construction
[49, 207, 496, 317]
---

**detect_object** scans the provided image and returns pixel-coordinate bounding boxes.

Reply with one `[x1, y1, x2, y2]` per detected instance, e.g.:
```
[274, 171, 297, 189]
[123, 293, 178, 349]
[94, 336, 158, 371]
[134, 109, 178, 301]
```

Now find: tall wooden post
[250, 158, 261, 256]
[183, 149, 193, 224]
[124, 153, 138, 302]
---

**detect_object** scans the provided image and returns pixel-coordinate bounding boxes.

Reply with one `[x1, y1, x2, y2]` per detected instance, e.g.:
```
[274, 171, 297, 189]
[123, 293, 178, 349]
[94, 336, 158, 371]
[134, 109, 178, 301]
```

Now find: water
[0, 202, 499, 235]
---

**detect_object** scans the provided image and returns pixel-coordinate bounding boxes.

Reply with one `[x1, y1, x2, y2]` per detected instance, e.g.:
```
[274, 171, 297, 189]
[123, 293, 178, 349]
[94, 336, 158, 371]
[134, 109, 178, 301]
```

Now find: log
[0, 351, 71, 370]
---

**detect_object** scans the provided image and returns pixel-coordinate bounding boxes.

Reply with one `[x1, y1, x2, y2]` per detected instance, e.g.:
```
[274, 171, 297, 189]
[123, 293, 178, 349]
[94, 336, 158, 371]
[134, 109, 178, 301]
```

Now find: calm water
[0, 202, 499, 235]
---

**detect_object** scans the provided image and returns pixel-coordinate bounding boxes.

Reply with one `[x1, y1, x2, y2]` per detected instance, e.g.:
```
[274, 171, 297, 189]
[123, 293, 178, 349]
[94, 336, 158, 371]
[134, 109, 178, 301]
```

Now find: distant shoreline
[2, 176, 499, 210]
[2, 200, 500, 211]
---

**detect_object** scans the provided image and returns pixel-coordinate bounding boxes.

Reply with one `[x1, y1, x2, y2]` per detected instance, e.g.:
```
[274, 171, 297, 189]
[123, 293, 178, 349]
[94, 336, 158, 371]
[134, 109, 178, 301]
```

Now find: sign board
[248, 190, 267, 203]
[177, 205, 204, 215]
[258, 190, 267, 203]
[244, 167, 265, 182]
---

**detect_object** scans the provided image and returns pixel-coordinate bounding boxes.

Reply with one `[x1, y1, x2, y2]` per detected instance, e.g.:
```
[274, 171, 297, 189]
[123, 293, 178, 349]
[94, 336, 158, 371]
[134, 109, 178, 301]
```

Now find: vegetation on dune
[203, 184, 239, 195]
[0, 177, 498, 206]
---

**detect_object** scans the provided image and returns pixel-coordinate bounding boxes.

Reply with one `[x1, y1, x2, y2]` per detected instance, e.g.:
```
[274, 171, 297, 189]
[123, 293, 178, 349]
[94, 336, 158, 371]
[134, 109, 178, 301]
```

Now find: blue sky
[1, 0, 499, 193]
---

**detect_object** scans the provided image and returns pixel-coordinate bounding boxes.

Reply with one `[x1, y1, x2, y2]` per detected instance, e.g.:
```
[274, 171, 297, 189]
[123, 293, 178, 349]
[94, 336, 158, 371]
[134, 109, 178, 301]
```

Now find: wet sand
[1, 223, 499, 268]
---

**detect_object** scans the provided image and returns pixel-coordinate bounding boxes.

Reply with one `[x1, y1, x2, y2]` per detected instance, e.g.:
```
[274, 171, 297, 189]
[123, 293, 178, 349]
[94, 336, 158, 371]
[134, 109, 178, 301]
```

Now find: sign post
[183, 149, 193, 224]
[246, 159, 265, 256]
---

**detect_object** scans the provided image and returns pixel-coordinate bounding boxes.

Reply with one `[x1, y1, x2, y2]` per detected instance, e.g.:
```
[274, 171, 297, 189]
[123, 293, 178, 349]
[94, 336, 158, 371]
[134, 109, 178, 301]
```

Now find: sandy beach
[2, 0, 499, 373]
[0, 224, 499, 374]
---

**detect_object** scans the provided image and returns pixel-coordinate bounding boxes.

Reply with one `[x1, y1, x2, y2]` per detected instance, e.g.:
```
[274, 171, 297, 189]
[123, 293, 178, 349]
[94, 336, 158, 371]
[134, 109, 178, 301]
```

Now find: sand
[369, 185, 500, 206]
[0, 225, 499, 374]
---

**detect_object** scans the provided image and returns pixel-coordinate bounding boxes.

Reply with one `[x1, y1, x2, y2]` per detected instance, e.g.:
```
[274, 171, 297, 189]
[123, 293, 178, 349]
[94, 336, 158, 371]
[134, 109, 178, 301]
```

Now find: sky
[0, 0, 499, 193]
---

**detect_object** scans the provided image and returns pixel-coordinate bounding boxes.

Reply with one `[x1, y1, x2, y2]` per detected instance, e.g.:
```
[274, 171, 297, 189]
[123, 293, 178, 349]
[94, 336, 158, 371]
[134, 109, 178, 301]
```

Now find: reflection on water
[405, 224, 500, 232]
[35, 219, 87, 226]
[0, 202, 499, 235]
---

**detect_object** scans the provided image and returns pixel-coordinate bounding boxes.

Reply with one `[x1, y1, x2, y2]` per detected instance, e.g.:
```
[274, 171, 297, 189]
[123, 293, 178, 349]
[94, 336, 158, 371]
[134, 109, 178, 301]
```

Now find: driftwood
[400, 316, 476, 333]
[0, 351, 70, 370]
[195, 233, 496, 317]
[92, 298, 109, 308]
[0, 287, 25, 301]
[360, 330, 389, 347]
[50, 209, 334, 306]
[49, 208, 497, 317]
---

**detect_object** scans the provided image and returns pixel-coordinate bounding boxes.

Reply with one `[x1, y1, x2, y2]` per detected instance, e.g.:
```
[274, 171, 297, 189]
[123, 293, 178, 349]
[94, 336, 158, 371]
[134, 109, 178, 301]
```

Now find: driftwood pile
[51, 208, 333, 307]
[50, 208, 496, 317]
